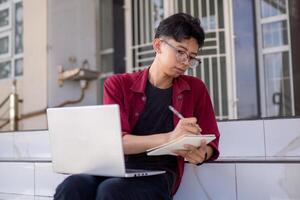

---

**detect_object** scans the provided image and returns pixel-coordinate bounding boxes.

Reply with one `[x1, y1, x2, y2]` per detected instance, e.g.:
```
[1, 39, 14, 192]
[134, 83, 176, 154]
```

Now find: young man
[54, 13, 220, 200]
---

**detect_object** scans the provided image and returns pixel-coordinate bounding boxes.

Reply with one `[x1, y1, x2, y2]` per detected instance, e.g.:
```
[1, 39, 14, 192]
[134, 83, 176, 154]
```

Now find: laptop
[47, 104, 165, 177]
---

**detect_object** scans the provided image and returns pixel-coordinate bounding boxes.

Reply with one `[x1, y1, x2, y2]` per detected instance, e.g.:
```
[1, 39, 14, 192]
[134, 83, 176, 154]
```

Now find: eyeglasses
[161, 40, 201, 68]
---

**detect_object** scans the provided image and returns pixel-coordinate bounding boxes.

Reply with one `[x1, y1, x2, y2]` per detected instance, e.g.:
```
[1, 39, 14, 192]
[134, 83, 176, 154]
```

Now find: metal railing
[0, 92, 19, 131]
[0, 87, 87, 132]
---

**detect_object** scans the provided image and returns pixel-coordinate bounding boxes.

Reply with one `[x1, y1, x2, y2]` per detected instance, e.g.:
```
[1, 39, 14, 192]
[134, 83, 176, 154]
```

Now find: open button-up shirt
[103, 68, 220, 193]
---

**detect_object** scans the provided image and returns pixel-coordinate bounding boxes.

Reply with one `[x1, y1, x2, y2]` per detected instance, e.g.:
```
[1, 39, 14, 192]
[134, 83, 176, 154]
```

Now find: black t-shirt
[125, 80, 178, 176]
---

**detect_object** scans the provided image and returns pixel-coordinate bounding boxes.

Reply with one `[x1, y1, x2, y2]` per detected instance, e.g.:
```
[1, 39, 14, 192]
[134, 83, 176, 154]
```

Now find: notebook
[47, 104, 165, 177]
[147, 134, 216, 156]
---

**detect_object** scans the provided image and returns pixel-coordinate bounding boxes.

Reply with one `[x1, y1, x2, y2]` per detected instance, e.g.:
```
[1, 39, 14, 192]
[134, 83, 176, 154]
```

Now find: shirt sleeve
[103, 75, 131, 135]
[195, 84, 220, 161]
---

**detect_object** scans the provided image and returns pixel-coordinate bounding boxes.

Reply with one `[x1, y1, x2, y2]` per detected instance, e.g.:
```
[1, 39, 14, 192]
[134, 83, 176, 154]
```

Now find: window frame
[0, 31, 11, 60]
[255, 0, 295, 117]
[0, 0, 23, 80]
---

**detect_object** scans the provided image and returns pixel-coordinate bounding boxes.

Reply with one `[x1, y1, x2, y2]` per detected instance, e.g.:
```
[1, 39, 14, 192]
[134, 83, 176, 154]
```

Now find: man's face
[155, 37, 200, 78]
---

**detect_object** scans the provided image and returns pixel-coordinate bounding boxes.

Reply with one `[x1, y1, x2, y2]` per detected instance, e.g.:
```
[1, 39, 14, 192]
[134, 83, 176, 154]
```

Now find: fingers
[184, 125, 201, 135]
[173, 142, 207, 165]
[173, 149, 188, 157]
[172, 150, 197, 164]
[178, 118, 202, 134]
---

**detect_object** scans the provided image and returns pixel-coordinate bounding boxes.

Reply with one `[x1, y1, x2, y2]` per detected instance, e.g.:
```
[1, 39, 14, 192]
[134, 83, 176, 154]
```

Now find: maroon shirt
[103, 68, 220, 193]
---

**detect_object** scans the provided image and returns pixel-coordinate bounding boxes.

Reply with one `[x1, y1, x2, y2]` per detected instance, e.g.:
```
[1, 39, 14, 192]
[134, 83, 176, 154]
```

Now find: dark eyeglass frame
[160, 39, 202, 68]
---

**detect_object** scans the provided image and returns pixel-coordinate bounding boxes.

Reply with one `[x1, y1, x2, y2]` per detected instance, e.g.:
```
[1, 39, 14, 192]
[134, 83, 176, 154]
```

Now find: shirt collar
[130, 67, 191, 94]
[130, 68, 150, 93]
[173, 76, 191, 95]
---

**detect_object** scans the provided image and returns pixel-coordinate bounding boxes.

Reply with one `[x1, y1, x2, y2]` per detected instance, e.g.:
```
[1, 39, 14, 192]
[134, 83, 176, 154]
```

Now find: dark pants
[54, 173, 175, 200]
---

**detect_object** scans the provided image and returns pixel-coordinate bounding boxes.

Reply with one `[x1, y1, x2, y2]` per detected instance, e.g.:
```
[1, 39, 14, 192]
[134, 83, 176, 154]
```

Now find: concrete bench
[0, 118, 300, 199]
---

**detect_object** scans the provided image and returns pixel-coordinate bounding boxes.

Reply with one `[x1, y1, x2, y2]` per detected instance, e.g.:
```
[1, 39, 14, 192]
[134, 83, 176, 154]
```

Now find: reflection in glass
[262, 21, 288, 48]
[101, 54, 113, 73]
[209, 0, 216, 29]
[0, 8, 9, 28]
[14, 58, 23, 76]
[0, 35, 9, 55]
[15, 2, 23, 54]
[0, 60, 11, 79]
[0, 0, 8, 4]
[201, 0, 216, 30]
[100, 0, 113, 51]
[233, 0, 259, 118]
[99, 0, 113, 74]
[261, 0, 286, 18]
[264, 52, 292, 116]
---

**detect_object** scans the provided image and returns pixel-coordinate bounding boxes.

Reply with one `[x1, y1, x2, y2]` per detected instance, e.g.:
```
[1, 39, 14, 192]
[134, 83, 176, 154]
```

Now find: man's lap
[54, 173, 174, 200]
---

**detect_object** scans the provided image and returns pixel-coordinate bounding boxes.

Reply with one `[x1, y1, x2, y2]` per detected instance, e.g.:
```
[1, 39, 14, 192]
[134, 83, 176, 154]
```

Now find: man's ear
[152, 38, 162, 54]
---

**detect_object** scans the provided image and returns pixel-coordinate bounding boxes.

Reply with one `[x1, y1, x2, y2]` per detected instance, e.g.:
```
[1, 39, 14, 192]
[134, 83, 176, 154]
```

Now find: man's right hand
[167, 117, 202, 142]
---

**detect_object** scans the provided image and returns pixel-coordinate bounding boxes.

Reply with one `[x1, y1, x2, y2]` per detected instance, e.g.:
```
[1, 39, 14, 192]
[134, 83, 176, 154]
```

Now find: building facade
[0, 0, 299, 131]
[100, 0, 300, 120]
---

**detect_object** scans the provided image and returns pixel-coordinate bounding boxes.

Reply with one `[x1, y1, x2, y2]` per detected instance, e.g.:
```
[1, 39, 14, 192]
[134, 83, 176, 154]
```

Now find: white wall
[22, 0, 48, 130]
[47, 0, 100, 108]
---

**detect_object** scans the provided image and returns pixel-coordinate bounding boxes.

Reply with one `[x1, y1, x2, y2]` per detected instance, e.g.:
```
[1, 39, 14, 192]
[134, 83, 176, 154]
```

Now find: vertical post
[9, 80, 18, 131]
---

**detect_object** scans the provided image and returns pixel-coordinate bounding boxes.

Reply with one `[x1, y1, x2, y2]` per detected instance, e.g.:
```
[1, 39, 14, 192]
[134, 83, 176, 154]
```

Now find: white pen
[168, 105, 184, 119]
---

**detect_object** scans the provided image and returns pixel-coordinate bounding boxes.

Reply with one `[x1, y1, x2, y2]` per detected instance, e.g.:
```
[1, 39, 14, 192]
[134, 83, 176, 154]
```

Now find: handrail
[0, 94, 10, 130]
[0, 107, 9, 122]
[0, 80, 87, 131]
[0, 94, 10, 109]
[0, 119, 9, 129]
[18, 88, 85, 121]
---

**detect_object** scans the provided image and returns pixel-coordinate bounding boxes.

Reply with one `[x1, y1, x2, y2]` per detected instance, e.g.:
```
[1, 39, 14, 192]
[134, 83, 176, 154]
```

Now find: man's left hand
[173, 140, 207, 165]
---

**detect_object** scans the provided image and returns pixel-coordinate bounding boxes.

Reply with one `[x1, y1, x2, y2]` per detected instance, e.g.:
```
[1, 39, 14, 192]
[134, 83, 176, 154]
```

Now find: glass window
[257, 0, 294, 118]
[0, 34, 9, 56]
[14, 57, 22, 76]
[0, 60, 10, 78]
[0, 0, 8, 4]
[100, 54, 113, 73]
[0, 8, 9, 29]
[262, 21, 288, 48]
[100, 0, 113, 51]
[0, 0, 23, 80]
[233, 0, 259, 119]
[264, 51, 292, 116]
[201, 0, 217, 30]
[261, 0, 286, 18]
[99, 0, 113, 74]
[15, 1, 23, 54]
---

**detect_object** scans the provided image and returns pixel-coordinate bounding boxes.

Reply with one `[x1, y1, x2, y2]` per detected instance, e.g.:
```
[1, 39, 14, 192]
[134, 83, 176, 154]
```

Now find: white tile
[35, 162, 68, 197]
[264, 118, 300, 158]
[13, 130, 51, 160]
[0, 193, 34, 200]
[218, 120, 265, 158]
[0, 133, 14, 158]
[174, 163, 236, 200]
[0, 162, 34, 195]
[236, 163, 300, 200]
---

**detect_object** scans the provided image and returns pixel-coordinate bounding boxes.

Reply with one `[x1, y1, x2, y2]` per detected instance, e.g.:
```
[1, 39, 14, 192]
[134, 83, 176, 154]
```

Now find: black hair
[155, 13, 205, 48]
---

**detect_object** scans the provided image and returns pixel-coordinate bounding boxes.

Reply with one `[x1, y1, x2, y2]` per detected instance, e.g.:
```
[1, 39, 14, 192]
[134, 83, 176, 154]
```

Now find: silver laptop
[47, 104, 165, 177]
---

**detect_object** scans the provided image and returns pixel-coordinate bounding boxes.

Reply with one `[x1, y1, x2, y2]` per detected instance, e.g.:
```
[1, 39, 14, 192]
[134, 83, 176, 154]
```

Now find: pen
[168, 105, 184, 119]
